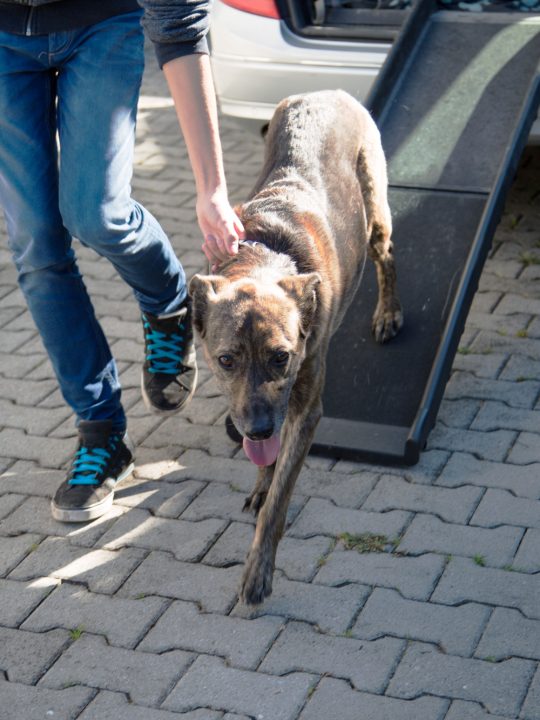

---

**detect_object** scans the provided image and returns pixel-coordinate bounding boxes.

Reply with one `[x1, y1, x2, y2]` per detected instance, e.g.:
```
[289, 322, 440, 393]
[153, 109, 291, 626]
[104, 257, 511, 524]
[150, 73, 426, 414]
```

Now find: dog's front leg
[240, 369, 323, 605]
[243, 464, 275, 516]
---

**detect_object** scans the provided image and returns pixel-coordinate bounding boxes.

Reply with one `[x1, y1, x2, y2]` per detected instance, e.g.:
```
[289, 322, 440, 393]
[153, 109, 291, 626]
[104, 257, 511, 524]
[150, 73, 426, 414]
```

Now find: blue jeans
[0, 10, 187, 432]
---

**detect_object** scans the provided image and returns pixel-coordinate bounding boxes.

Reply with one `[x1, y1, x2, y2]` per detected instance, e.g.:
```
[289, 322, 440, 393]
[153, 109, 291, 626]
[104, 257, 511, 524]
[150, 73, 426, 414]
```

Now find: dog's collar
[239, 239, 263, 249]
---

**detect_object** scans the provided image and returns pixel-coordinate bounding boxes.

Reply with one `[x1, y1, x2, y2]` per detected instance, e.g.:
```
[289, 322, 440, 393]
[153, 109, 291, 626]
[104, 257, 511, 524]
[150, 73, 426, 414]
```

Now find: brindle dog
[189, 90, 402, 605]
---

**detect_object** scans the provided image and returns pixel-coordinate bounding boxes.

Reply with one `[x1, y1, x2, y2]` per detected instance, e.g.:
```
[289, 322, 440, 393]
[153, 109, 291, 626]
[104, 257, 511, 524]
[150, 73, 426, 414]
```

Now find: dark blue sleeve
[138, 0, 210, 67]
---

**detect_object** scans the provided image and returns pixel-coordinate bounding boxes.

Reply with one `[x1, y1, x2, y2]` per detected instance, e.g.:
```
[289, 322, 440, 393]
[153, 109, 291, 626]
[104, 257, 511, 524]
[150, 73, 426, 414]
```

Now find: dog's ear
[278, 272, 322, 335]
[188, 274, 227, 337]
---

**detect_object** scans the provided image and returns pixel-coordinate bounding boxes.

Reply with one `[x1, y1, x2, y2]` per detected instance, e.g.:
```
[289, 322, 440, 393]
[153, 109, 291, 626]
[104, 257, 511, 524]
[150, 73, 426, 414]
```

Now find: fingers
[197, 190, 246, 269]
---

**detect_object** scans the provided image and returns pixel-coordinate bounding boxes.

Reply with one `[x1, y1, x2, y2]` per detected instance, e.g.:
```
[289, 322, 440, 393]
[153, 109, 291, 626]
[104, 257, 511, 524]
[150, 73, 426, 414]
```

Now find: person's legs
[56, 10, 196, 414]
[0, 30, 125, 431]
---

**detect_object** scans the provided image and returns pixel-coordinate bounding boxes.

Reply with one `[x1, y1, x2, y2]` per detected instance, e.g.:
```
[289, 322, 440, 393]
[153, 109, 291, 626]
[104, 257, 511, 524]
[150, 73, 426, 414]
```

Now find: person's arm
[163, 53, 244, 266]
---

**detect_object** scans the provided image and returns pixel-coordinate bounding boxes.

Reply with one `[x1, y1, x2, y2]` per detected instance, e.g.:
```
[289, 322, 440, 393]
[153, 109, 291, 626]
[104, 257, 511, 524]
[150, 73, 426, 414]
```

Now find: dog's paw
[372, 305, 403, 343]
[242, 490, 267, 516]
[239, 547, 274, 606]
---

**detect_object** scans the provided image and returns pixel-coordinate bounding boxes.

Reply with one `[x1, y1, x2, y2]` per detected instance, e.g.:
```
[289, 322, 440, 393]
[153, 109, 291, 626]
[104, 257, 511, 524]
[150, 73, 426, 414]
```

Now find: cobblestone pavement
[0, 48, 539, 720]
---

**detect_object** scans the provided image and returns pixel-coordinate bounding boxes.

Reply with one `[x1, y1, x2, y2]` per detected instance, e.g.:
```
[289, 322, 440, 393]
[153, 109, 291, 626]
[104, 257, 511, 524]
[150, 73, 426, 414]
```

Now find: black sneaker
[141, 301, 198, 415]
[51, 420, 134, 523]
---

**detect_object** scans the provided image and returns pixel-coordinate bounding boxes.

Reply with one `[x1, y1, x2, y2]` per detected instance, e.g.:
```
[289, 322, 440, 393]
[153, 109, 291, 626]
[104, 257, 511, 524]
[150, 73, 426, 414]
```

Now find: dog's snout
[245, 425, 274, 441]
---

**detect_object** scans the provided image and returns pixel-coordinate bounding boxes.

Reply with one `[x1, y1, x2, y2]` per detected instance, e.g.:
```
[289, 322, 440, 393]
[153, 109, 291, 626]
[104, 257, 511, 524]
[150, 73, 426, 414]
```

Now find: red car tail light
[220, 0, 281, 19]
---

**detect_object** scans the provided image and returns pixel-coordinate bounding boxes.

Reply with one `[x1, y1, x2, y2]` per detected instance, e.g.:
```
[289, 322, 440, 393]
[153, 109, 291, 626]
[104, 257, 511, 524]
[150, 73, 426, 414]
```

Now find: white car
[210, 0, 540, 139]
[209, 0, 407, 132]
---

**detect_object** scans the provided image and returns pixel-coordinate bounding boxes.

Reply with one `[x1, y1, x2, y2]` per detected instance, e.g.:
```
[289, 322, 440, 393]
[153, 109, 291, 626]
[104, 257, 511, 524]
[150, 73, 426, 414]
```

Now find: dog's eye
[218, 354, 234, 369]
[272, 351, 289, 367]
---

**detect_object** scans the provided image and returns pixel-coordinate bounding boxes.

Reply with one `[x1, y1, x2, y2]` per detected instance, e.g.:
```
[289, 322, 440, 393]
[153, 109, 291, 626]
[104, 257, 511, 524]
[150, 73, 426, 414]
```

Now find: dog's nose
[245, 425, 274, 441]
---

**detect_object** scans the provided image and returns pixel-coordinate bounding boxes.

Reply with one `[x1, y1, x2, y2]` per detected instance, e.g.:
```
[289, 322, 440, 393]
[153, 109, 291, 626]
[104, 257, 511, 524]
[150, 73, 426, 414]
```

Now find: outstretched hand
[197, 189, 244, 270]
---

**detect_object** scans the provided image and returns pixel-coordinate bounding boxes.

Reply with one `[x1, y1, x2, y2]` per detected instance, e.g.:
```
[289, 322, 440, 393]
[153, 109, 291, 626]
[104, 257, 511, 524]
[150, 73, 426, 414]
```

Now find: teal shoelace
[69, 437, 118, 485]
[143, 316, 184, 375]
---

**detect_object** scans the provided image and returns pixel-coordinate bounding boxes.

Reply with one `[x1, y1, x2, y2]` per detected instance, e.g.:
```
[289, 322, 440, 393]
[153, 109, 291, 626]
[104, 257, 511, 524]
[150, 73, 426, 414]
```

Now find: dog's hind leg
[357, 128, 403, 343]
[243, 465, 274, 516]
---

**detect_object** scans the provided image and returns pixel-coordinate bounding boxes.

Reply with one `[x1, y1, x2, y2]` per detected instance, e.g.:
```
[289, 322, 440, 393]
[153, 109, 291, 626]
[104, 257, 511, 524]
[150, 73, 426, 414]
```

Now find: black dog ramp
[312, 0, 540, 465]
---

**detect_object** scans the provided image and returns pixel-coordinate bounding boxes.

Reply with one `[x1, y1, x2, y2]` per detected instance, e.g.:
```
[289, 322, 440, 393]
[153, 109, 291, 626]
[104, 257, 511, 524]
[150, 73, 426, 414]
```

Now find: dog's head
[189, 271, 321, 466]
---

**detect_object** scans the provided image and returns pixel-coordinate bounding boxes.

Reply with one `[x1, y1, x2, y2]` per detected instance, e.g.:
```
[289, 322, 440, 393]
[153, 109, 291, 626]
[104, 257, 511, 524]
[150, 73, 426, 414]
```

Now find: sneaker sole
[50, 462, 135, 523]
[140, 363, 198, 417]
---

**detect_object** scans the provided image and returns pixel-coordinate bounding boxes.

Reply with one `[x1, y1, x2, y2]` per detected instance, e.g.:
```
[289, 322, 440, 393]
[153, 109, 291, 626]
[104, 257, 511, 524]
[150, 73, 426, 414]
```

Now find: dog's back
[241, 89, 388, 330]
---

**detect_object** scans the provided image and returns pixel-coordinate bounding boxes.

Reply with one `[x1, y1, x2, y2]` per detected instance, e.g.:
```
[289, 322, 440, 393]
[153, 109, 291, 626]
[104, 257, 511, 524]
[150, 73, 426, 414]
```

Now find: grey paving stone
[438, 398, 482, 428]
[387, 643, 535, 716]
[0, 679, 94, 720]
[99, 316, 141, 340]
[0, 399, 70, 435]
[295, 466, 378, 508]
[144, 417, 238, 458]
[181, 481, 305, 528]
[426, 425, 515, 462]
[444, 700, 514, 720]
[470, 488, 540, 529]
[181, 394, 230, 426]
[119, 551, 243, 613]
[113, 476, 205, 517]
[3, 329, 38, 355]
[333, 449, 449, 485]
[399, 514, 522, 567]
[0, 428, 73, 468]
[0, 577, 58, 627]
[514, 528, 540, 571]
[180, 480, 266, 525]
[0, 496, 125, 548]
[25, 358, 56, 382]
[0, 493, 25, 520]
[298, 677, 448, 720]
[500, 354, 540, 382]
[0, 305, 25, 328]
[363, 476, 482, 523]
[469, 329, 540, 360]
[260, 621, 404, 693]
[437, 453, 540, 498]
[139, 599, 282, 668]
[36, 387, 66, 409]
[0, 377, 56, 405]
[496, 292, 540, 316]
[132, 453, 189, 481]
[452, 351, 507, 380]
[527, 316, 540, 338]
[0, 461, 64, 498]
[97, 508, 226, 561]
[171, 449, 375, 508]
[507, 431, 540, 464]
[302, 454, 335, 471]
[0, 627, 70, 684]
[22, 583, 168, 649]
[9, 536, 147, 594]
[431, 557, 540, 619]
[522, 667, 540, 720]
[476, 607, 540, 661]
[466, 310, 530, 334]
[78, 691, 222, 720]
[352, 588, 490, 656]
[288, 497, 410, 541]
[315, 549, 446, 600]
[163, 655, 314, 719]
[444, 371, 538, 409]
[204, 522, 332, 582]
[471, 401, 540, 433]
[235, 573, 369, 634]
[0, 533, 41, 576]
[40, 634, 191, 707]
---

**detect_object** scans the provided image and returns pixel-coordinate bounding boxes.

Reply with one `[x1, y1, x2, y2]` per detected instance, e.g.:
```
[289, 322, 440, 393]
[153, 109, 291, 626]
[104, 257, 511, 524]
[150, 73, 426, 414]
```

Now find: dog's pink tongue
[243, 435, 281, 466]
